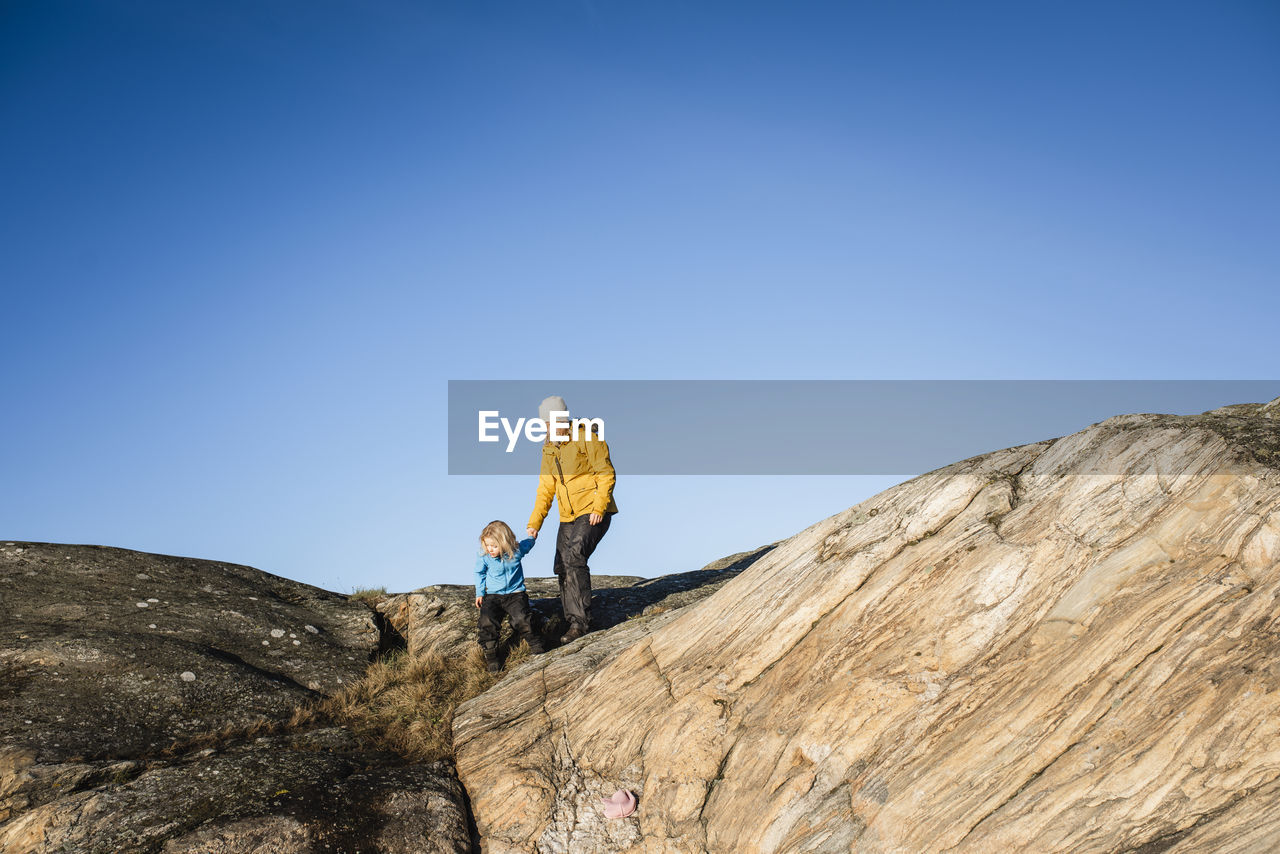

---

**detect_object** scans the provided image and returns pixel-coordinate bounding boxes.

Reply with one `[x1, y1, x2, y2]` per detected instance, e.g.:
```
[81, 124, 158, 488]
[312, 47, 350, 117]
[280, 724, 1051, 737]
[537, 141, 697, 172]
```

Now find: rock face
[0, 544, 470, 852]
[454, 400, 1280, 853]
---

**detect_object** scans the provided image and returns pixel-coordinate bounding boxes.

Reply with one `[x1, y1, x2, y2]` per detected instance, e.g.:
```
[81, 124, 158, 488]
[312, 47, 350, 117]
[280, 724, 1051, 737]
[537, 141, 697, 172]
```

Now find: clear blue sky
[3, 1, 1277, 593]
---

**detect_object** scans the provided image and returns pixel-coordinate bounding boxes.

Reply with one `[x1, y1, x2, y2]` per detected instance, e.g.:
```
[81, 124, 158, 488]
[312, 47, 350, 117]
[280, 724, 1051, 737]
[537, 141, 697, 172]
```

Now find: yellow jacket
[528, 422, 618, 530]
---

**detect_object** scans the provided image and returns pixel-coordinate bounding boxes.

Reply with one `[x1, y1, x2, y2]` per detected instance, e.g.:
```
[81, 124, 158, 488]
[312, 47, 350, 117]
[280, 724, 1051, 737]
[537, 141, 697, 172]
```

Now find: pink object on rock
[601, 789, 637, 819]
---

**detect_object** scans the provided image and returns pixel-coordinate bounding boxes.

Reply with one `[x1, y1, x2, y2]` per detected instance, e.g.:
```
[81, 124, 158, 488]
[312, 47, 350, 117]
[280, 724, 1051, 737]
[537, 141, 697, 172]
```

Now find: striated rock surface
[0, 544, 471, 851]
[454, 399, 1280, 853]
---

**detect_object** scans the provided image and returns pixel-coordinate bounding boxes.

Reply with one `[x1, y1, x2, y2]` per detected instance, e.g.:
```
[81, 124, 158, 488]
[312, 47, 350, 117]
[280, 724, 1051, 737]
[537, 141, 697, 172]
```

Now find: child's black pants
[477, 591, 540, 650]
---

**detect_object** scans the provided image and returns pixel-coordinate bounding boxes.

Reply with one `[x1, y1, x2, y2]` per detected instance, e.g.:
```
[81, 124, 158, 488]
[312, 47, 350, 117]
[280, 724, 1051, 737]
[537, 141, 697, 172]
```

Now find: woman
[525, 395, 618, 644]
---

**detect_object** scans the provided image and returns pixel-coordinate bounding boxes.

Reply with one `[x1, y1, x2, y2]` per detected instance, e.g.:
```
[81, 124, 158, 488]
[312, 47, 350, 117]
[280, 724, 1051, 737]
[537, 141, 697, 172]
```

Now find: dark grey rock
[0, 544, 474, 851]
[0, 728, 471, 854]
[0, 543, 378, 767]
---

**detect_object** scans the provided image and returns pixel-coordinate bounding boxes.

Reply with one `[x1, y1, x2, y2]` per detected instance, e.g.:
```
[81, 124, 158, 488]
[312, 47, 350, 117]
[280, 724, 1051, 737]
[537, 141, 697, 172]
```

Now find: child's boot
[525, 634, 545, 655]
[482, 643, 500, 674]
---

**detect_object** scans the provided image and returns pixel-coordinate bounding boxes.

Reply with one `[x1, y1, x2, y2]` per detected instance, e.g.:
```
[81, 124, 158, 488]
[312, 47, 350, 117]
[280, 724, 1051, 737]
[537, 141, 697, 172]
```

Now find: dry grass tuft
[348, 586, 388, 604]
[161, 642, 536, 762]
[293, 641, 537, 761]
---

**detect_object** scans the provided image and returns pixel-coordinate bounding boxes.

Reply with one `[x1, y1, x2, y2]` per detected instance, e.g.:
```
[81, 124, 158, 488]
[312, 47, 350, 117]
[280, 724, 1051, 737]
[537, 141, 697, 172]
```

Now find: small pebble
[270, 629, 285, 638]
[148, 624, 157, 629]
[136, 573, 151, 580]
[305, 625, 319, 634]
[136, 602, 149, 608]
[262, 640, 270, 646]
[146, 598, 159, 603]
[292, 640, 301, 645]
[180, 671, 196, 682]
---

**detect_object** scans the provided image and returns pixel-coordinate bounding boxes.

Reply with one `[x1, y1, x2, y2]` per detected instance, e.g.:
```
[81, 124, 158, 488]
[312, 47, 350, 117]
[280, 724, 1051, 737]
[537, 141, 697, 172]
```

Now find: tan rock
[454, 401, 1280, 852]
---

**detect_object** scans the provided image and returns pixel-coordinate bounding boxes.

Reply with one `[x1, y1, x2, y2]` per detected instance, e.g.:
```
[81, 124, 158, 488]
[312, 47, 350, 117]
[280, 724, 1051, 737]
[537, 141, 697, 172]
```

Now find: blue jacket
[475, 538, 535, 597]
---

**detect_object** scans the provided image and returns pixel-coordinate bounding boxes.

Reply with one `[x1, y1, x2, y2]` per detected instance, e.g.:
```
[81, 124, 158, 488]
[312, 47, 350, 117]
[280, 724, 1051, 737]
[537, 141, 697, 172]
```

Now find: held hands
[527, 526, 538, 538]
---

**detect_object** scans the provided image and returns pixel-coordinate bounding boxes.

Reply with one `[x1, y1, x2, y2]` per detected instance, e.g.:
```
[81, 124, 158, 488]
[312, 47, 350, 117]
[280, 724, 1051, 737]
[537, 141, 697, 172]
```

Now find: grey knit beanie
[538, 395, 569, 424]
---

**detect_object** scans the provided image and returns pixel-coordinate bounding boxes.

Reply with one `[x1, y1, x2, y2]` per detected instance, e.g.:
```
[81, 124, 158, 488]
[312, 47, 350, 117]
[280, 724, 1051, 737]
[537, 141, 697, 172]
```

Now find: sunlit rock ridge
[454, 397, 1280, 853]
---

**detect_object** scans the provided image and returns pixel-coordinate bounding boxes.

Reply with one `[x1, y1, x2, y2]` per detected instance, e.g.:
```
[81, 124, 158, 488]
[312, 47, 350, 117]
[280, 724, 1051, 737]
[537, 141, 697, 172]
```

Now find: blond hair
[479, 520, 519, 560]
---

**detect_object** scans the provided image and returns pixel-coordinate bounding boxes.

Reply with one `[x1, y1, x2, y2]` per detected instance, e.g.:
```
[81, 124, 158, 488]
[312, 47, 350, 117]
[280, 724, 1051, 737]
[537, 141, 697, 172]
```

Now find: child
[474, 520, 544, 673]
